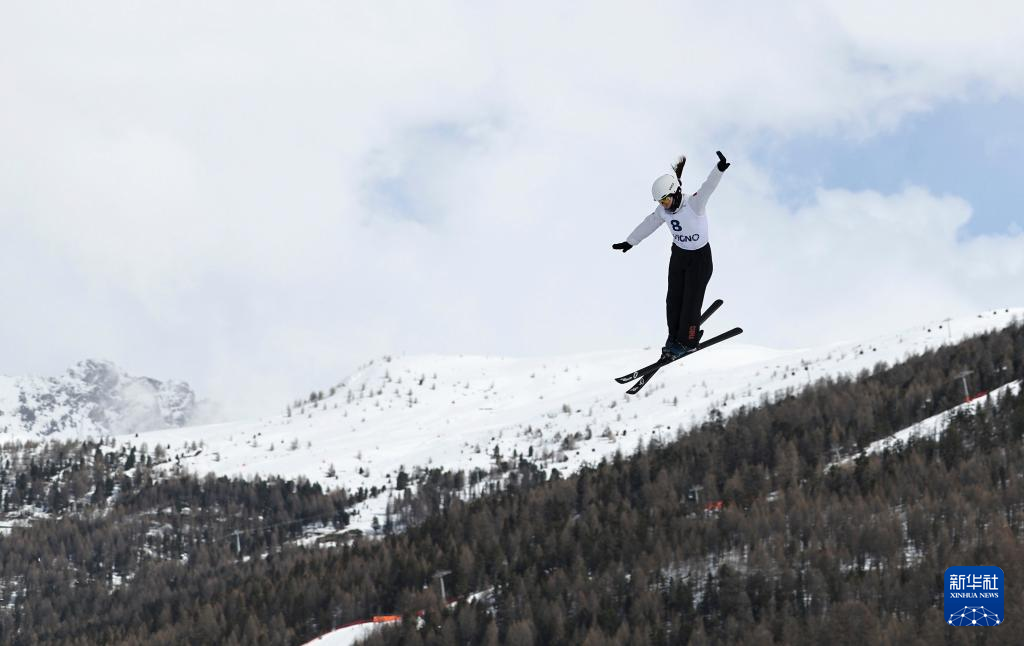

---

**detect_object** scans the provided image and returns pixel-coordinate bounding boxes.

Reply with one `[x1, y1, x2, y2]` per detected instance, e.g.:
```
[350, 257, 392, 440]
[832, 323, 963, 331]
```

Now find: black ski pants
[666, 243, 713, 347]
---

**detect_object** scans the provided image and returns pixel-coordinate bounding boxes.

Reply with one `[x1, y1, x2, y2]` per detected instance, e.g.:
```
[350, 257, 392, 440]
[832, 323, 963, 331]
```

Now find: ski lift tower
[953, 369, 974, 402]
[434, 570, 452, 603]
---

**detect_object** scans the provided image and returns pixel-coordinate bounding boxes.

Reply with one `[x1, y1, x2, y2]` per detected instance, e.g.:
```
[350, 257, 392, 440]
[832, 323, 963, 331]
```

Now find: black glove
[716, 151, 730, 172]
[612, 242, 633, 253]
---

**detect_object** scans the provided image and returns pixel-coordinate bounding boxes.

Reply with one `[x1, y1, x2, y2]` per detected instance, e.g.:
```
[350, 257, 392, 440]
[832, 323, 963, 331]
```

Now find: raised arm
[689, 151, 730, 215]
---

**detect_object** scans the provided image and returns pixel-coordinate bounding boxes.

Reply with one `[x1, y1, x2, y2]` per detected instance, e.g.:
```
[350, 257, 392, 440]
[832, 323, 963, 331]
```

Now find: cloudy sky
[2, 1, 1023, 417]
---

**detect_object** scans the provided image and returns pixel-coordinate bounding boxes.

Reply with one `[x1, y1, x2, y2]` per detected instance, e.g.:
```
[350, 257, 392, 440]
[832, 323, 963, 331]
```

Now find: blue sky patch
[752, 97, 1024, 237]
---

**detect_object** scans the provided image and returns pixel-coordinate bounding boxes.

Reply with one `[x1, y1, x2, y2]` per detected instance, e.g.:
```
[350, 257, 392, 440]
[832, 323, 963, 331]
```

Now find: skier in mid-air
[612, 151, 731, 361]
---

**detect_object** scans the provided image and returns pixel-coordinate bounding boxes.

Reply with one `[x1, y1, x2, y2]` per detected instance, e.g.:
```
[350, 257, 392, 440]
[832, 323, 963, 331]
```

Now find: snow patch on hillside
[834, 379, 1021, 464]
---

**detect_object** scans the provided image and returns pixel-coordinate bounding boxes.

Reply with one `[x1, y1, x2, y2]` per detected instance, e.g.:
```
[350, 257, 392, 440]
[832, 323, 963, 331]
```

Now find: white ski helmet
[651, 173, 680, 201]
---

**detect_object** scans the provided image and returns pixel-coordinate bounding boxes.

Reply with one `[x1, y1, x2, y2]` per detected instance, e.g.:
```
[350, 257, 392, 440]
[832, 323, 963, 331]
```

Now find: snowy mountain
[3, 310, 1021, 646]
[118, 308, 1023, 531]
[0, 359, 205, 439]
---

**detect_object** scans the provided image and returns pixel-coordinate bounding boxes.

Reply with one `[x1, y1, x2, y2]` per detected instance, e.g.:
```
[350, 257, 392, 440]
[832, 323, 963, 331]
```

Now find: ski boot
[660, 339, 693, 361]
[661, 328, 704, 360]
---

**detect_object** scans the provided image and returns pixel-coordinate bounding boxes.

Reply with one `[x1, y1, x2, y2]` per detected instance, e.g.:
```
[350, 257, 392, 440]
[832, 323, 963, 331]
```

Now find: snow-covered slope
[833, 379, 1022, 464]
[117, 309, 1022, 505]
[0, 359, 205, 439]
[303, 621, 396, 646]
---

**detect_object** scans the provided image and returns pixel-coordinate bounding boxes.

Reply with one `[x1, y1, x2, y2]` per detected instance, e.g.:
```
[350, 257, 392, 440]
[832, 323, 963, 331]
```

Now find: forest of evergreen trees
[0, 320, 1022, 645]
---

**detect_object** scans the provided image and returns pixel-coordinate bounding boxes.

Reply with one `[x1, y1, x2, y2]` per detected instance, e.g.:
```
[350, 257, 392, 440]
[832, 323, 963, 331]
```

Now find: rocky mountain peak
[0, 360, 203, 439]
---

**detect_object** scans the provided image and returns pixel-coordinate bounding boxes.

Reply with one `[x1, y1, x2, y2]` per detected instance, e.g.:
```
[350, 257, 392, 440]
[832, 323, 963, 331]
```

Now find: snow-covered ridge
[120, 309, 1022, 505]
[0, 359, 205, 439]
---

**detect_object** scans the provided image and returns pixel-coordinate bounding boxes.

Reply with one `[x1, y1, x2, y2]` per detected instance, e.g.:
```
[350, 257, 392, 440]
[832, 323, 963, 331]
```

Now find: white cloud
[706, 173, 1016, 347]
[2, 1, 1023, 415]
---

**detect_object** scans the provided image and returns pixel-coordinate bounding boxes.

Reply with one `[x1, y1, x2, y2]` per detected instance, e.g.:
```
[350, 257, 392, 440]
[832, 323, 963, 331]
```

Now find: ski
[624, 326, 743, 395]
[615, 299, 724, 384]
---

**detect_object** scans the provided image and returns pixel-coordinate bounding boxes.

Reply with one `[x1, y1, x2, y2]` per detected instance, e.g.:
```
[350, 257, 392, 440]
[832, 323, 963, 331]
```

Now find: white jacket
[626, 165, 723, 251]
